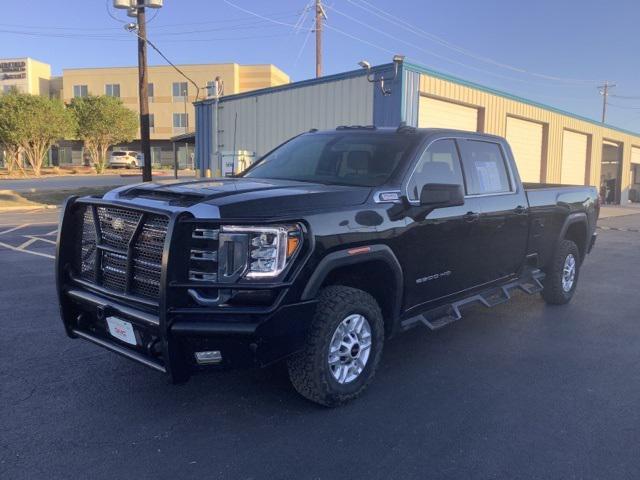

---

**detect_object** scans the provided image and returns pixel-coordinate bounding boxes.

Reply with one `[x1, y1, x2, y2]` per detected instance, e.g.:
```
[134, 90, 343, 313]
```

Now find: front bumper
[55, 196, 316, 383]
[60, 286, 316, 379]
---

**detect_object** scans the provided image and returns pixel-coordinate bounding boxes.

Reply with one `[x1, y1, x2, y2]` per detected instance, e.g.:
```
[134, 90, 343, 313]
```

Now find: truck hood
[104, 177, 372, 218]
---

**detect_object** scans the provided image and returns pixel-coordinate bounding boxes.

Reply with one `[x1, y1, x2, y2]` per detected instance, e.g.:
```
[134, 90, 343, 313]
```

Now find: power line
[324, 3, 574, 88]
[0, 27, 293, 44]
[608, 102, 640, 110]
[126, 27, 202, 101]
[611, 94, 640, 100]
[346, 0, 600, 85]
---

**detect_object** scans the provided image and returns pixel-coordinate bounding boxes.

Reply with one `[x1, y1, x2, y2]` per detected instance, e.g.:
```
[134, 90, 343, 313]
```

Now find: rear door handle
[514, 205, 527, 215]
[463, 211, 480, 223]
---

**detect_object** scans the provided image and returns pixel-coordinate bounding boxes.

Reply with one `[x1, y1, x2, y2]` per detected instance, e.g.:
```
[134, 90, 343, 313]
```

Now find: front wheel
[287, 286, 384, 407]
[541, 239, 581, 305]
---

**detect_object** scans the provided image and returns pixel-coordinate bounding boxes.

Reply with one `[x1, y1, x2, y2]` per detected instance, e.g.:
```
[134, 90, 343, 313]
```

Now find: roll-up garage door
[505, 117, 543, 182]
[561, 130, 588, 185]
[418, 96, 478, 132]
[631, 146, 640, 165]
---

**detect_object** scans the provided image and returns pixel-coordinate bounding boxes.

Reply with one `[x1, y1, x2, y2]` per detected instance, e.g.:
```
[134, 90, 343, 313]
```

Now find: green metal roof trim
[403, 61, 640, 138]
[194, 63, 395, 106]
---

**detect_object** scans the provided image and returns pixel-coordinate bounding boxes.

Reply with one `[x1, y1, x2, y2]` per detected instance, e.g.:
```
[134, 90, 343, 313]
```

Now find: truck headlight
[221, 224, 302, 279]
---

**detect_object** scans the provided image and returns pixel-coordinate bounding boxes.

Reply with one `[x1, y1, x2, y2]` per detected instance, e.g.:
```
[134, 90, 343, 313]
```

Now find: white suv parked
[109, 150, 141, 169]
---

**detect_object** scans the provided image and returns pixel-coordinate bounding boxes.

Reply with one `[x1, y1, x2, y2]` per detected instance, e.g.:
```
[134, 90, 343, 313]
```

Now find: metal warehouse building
[195, 60, 640, 205]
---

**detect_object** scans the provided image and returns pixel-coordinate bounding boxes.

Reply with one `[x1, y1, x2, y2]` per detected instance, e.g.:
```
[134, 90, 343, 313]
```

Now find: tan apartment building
[59, 63, 289, 166]
[0, 58, 289, 168]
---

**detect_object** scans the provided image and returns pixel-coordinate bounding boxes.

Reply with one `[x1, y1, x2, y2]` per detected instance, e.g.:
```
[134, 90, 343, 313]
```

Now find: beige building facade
[61, 63, 288, 140]
[59, 63, 289, 166]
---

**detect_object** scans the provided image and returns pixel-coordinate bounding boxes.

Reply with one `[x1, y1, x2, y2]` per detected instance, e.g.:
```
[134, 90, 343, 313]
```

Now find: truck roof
[309, 125, 506, 142]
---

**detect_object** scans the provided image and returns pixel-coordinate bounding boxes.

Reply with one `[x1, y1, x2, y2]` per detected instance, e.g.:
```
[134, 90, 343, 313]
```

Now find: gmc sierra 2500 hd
[56, 126, 598, 406]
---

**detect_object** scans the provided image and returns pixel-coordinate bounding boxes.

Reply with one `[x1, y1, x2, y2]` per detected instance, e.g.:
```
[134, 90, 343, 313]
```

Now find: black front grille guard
[56, 196, 312, 382]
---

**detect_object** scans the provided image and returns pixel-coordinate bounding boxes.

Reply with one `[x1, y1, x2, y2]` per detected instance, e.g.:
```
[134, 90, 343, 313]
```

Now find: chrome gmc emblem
[111, 217, 125, 231]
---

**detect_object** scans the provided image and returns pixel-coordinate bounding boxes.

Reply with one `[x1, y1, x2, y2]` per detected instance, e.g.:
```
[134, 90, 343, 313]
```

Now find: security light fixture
[360, 54, 404, 97]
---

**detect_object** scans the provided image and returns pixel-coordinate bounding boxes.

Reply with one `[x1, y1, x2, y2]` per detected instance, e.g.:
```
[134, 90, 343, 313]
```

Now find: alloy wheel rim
[328, 314, 372, 384]
[562, 254, 576, 292]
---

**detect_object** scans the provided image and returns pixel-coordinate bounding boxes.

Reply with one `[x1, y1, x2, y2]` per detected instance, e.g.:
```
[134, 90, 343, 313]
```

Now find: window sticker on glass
[474, 160, 504, 193]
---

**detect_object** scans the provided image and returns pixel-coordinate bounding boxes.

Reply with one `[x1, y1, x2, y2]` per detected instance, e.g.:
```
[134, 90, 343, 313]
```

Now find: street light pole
[183, 88, 188, 176]
[136, 0, 152, 182]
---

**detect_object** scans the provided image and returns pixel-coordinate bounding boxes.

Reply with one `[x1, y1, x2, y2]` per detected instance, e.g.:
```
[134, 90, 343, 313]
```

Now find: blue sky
[1, 0, 639, 131]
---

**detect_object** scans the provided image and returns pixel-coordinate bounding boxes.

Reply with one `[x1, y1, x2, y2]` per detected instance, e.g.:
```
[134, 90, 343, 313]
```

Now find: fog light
[195, 350, 222, 365]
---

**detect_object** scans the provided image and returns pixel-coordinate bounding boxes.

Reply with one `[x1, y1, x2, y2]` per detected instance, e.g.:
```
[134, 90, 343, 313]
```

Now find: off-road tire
[287, 286, 384, 407]
[541, 239, 580, 305]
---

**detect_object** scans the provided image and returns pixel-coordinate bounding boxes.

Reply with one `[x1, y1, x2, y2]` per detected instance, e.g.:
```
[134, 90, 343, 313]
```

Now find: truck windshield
[242, 132, 420, 187]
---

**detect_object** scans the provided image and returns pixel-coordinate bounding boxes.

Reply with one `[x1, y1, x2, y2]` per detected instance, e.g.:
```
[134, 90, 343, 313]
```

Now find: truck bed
[523, 183, 599, 267]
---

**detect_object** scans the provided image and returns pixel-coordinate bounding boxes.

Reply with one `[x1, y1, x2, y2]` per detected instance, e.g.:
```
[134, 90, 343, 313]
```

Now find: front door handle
[463, 211, 480, 223]
[514, 205, 527, 215]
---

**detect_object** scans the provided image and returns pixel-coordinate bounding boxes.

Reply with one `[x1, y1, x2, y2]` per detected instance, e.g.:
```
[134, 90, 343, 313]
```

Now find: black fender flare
[301, 244, 404, 324]
[558, 212, 588, 258]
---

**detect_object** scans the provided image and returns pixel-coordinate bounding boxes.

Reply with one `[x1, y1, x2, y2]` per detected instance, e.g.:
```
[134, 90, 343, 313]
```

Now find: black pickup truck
[56, 126, 599, 406]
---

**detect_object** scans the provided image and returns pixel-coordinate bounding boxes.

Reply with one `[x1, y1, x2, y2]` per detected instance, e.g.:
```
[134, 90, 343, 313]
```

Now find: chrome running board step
[401, 269, 545, 331]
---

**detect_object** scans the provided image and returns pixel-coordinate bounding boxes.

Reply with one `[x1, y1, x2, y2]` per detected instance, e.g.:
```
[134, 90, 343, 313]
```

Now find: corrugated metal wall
[403, 63, 640, 203]
[215, 75, 374, 158]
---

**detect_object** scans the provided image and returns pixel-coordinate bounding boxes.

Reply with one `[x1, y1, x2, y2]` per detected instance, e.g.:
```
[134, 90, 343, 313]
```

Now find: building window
[148, 82, 154, 101]
[73, 85, 88, 98]
[172, 82, 188, 100]
[105, 84, 120, 98]
[173, 113, 188, 133]
[2, 85, 17, 94]
[149, 113, 155, 133]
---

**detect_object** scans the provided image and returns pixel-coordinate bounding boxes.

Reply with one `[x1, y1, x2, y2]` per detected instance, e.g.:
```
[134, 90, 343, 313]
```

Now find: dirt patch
[0, 190, 41, 208]
[0, 186, 118, 209]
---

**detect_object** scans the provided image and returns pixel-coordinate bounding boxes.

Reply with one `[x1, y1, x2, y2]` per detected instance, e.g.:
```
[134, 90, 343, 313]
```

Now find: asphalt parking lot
[2, 209, 640, 479]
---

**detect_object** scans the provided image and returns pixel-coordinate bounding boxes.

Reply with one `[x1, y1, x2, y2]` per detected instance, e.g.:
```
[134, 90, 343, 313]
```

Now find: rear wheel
[541, 239, 580, 305]
[287, 286, 384, 407]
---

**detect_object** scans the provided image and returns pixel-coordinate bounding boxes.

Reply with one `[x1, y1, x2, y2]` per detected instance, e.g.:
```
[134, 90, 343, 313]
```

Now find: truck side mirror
[419, 183, 465, 208]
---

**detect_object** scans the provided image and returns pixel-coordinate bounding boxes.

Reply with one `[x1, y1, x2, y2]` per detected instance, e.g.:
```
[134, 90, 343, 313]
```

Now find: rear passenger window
[459, 140, 512, 195]
[407, 139, 464, 201]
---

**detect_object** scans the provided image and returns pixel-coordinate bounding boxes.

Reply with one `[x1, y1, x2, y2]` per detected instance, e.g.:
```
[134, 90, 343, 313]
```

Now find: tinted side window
[407, 139, 464, 201]
[459, 140, 511, 195]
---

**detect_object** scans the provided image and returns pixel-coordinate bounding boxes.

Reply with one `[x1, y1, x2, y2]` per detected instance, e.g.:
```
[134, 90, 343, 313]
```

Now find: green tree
[0, 92, 26, 175]
[3, 93, 75, 176]
[69, 95, 138, 174]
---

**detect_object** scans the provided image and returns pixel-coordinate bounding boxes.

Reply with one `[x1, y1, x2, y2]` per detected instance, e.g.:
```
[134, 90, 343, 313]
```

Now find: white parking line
[16, 237, 39, 250]
[24, 235, 57, 245]
[45, 229, 58, 236]
[0, 240, 54, 259]
[0, 224, 29, 236]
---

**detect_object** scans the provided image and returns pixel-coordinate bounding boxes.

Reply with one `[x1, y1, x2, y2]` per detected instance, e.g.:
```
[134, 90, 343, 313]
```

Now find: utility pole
[598, 81, 616, 124]
[315, 0, 326, 78]
[179, 87, 188, 179]
[137, 0, 152, 182]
